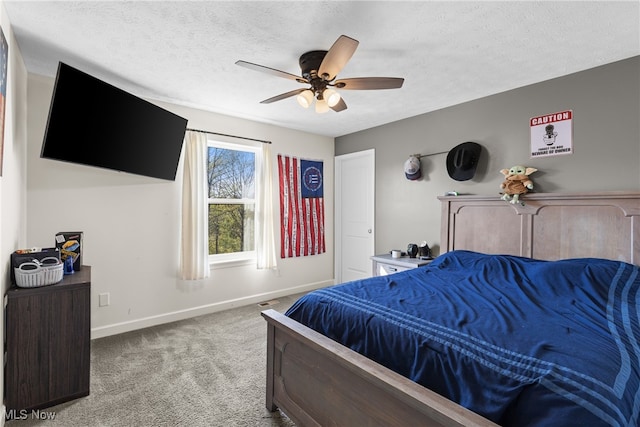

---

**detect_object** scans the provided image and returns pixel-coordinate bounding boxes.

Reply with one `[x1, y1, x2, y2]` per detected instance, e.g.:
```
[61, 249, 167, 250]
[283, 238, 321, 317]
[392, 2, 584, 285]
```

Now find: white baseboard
[90, 280, 332, 340]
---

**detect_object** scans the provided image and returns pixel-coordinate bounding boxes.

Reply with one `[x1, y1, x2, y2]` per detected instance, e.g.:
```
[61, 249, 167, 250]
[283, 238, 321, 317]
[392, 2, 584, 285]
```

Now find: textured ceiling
[4, 1, 640, 138]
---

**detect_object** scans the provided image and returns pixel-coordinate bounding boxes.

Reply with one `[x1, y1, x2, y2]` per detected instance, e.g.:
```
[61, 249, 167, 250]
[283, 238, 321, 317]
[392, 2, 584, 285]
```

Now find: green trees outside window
[207, 145, 256, 256]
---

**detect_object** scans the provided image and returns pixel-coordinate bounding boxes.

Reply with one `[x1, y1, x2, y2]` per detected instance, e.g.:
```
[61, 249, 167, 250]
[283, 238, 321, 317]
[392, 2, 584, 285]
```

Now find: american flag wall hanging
[277, 154, 325, 258]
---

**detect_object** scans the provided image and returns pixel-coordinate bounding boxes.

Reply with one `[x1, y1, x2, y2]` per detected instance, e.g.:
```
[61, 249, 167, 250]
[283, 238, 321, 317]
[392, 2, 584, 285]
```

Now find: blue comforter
[285, 250, 640, 426]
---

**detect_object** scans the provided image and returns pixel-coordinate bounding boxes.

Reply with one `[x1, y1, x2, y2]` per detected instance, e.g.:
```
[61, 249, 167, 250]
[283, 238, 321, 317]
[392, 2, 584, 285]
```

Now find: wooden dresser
[4, 266, 91, 416]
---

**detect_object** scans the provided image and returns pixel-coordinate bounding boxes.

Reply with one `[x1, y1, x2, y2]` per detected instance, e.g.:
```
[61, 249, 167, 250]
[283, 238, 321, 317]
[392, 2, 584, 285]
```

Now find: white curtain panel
[180, 131, 210, 280]
[256, 143, 278, 270]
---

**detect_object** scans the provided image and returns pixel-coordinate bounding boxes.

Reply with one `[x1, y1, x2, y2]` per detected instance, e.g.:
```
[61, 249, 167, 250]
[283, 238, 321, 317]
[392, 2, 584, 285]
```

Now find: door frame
[334, 149, 375, 284]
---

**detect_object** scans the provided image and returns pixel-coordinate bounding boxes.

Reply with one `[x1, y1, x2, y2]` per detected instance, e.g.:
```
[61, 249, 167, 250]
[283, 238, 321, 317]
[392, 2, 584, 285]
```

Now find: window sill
[209, 257, 255, 270]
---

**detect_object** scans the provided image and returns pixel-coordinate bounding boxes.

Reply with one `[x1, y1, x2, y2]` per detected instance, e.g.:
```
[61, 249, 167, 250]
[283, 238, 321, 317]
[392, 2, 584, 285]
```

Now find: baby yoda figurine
[500, 165, 537, 204]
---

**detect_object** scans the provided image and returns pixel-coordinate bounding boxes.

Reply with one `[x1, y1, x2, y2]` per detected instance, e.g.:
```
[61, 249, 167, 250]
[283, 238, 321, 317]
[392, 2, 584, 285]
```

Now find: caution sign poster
[530, 110, 573, 158]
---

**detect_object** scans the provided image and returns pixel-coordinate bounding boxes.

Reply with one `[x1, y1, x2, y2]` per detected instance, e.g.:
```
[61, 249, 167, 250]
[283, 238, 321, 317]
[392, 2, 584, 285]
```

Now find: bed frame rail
[262, 309, 498, 427]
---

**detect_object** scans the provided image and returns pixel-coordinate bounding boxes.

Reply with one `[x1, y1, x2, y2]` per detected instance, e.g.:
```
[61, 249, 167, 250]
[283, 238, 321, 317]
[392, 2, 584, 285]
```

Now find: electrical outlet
[98, 293, 110, 307]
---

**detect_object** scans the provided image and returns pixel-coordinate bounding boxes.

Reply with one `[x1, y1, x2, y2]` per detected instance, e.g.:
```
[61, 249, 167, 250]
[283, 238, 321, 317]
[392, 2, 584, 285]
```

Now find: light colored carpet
[7, 294, 303, 426]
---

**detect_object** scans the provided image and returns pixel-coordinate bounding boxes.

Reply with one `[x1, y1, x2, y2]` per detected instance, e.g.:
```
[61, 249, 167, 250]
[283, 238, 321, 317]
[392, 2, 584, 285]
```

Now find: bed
[262, 191, 640, 426]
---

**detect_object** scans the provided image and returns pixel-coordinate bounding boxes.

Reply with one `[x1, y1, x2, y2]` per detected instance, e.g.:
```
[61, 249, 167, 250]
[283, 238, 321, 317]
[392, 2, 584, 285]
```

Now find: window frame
[206, 139, 261, 266]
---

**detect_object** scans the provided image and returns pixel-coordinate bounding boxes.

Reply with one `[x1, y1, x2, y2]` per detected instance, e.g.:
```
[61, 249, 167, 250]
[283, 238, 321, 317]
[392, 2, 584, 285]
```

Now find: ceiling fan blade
[330, 98, 347, 112]
[334, 77, 404, 90]
[236, 60, 308, 83]
[318, 35, 359, 81]
[260, 88, 306, 104]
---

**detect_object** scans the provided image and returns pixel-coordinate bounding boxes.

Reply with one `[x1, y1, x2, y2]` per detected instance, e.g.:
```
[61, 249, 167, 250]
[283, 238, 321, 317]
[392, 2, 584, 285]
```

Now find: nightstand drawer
[371, 254, 433, 277]
[378, 263, 411, 276]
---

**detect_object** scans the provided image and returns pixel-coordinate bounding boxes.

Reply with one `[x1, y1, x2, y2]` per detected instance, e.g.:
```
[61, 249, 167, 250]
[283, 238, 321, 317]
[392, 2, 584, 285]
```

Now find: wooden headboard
[439, 191, 640, 265]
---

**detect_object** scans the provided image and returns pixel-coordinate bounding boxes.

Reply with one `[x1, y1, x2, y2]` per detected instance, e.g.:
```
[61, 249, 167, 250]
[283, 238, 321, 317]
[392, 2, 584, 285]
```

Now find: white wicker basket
[14, 257, 64, 288]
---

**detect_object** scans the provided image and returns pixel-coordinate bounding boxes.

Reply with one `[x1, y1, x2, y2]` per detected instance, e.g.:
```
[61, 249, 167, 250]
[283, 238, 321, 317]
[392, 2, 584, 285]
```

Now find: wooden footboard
[262, 309, 498, 427]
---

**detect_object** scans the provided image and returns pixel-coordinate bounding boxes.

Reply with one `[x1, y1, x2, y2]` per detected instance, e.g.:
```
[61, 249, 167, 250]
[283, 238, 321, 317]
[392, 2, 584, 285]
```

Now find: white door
[335, 149, 375, 284]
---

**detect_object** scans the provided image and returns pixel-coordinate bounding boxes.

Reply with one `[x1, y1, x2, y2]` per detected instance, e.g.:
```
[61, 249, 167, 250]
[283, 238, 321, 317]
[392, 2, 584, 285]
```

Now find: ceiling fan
[236, 35, 404, 113]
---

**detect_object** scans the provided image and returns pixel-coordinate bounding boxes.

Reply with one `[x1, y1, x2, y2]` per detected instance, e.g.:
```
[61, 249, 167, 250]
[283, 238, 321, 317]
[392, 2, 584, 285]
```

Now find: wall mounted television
[41, 62, 188, 181]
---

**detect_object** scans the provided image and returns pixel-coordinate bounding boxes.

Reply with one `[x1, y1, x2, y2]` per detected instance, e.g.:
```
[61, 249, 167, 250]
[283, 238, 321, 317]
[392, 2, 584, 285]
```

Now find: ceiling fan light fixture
[296, 89, 314, 108]
[323, 88, 341, 107]
[315, 98, 330, 114]
[237, 35, 405, 114]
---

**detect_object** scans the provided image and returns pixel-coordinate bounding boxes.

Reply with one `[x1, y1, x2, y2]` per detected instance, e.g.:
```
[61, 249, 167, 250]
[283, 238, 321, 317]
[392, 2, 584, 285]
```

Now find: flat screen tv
[41, 62, 188, 181]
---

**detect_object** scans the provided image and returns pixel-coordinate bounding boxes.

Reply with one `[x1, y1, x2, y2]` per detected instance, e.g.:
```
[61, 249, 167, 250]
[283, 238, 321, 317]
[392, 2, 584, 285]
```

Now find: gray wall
[335, 57, 640, 256]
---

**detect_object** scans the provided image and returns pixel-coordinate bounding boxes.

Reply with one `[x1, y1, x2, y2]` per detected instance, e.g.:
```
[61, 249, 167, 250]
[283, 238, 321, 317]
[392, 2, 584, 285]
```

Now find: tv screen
[41, 62, 188, 181]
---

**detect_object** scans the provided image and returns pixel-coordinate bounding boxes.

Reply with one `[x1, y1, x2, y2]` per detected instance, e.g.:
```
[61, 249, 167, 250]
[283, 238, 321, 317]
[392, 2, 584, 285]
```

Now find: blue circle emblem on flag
[301, 160, 323, 198]
[303, 166, 322, 191]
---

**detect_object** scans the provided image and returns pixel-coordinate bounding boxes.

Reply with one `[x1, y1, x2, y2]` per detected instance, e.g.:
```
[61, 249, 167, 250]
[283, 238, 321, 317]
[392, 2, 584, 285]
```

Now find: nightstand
[371, 254, 433, 276]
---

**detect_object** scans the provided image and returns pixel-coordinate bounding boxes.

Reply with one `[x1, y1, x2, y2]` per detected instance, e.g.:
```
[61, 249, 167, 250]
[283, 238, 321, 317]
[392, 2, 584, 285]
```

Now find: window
[207, 140, 260, 263]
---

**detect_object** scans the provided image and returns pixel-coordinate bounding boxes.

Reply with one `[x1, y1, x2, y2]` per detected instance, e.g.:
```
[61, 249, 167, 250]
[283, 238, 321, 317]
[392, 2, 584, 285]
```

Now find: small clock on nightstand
[370, 253, 433, 276]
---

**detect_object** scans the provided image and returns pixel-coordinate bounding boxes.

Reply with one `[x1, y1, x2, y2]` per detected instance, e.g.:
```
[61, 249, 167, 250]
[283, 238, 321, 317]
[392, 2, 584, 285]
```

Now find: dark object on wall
[446, 142, 481, 181]
[0, 26, 8, 177]
[41, 62, 188, 181]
